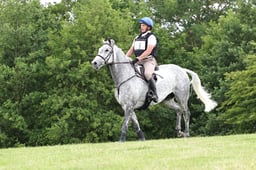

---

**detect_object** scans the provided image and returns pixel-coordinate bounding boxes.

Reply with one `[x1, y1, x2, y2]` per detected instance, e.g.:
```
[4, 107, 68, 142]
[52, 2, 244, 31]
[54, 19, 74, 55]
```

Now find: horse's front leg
[120, 105, 133, 142]
[131, 112, 145, 141]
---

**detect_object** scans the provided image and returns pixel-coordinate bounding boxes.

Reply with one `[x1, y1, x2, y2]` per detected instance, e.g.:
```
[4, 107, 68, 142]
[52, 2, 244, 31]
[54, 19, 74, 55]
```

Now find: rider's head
[139, 17, 153, 33]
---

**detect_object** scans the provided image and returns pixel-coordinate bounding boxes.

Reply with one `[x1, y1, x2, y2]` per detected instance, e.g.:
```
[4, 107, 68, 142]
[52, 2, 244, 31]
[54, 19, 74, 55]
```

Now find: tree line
[0, 0, 255, 148]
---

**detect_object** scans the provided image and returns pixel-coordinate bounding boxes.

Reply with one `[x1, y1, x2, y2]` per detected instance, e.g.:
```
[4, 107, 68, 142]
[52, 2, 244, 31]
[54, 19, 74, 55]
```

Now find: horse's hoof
[137, 130, 145, 141]
[177, 131, 184, 138]
[120, 132, 126, 142]
[183, 133, 190, 138]
[138, 136, 145, 141]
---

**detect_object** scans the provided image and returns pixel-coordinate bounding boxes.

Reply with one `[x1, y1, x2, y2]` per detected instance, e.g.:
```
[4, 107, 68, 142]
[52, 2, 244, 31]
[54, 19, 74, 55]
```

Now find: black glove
[131, 58, 139, 65]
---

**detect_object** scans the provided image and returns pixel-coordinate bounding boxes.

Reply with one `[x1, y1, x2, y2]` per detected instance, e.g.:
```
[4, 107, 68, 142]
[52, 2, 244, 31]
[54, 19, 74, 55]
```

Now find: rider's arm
[126, 45, 134, 57]
[137, 45, 155, 61]
[126, 38, 136, 57]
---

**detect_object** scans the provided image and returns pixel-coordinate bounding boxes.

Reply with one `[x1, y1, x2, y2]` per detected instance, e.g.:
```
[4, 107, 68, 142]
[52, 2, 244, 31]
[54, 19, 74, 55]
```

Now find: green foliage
[0, 0, 255, 147]
[139, 106, 177, 139]
[0, 99, 28, 147]
[219, 54, 256, 133]
[0, 0, 50, 66]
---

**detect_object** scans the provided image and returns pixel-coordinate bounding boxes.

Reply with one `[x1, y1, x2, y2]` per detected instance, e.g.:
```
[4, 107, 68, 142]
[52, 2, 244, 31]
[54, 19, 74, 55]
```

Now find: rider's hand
[131, 58, 139, 65]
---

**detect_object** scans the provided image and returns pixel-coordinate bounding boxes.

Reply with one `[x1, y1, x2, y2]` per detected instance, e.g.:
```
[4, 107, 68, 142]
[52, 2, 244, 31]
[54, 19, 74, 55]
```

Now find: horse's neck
[109, 46, 135, 87]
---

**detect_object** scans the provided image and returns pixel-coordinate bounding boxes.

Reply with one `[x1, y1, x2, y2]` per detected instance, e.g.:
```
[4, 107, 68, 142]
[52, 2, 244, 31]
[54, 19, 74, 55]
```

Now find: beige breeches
[138, 57, 157, 80]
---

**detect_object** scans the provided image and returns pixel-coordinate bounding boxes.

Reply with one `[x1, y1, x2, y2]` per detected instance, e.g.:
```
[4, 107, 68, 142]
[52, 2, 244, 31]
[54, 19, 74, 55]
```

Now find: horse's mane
[104, 39, 132, 61]
[116, 47, 132, 61]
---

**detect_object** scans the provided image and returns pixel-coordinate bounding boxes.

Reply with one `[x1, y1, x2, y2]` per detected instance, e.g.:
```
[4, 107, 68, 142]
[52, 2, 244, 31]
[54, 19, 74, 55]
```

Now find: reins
[98, 43, 139, 95]
[109, 61, 132, 65]
[114, 74, 137, 95]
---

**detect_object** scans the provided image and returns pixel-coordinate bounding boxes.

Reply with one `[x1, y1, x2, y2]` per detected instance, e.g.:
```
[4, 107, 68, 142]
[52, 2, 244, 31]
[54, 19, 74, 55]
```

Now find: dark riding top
[134, 32, 158, 58]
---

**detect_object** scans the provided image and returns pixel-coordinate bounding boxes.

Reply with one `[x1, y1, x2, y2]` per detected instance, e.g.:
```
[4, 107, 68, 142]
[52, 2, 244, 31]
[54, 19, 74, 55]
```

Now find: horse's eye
[105, 49, 109, 52]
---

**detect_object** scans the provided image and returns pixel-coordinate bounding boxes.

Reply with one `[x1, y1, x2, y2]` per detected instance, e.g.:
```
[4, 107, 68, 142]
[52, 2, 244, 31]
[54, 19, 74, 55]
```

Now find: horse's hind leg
[175, 104, 191, 137]
[176, 90, 191, 137]
[183, 105, 191, 137]
[163, 99, 184, 137]
[176, 111, 184, 137]
[164, 95, 190, 137]
[131, 112, 145, 141]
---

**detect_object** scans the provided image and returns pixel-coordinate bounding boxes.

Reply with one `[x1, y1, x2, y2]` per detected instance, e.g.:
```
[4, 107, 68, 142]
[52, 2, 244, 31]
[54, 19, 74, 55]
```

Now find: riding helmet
[139, 17, 154, 29]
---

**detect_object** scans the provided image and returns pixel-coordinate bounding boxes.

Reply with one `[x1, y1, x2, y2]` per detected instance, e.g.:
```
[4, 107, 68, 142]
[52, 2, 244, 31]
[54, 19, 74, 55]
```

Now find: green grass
[0, 134, 256, 170]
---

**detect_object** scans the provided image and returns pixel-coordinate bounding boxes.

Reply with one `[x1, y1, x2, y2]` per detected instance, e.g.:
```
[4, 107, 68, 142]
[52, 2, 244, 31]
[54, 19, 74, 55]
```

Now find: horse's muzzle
[91, 58, 104, 70]
[91, 60, 99, 70]
[92, 55, 106, 70]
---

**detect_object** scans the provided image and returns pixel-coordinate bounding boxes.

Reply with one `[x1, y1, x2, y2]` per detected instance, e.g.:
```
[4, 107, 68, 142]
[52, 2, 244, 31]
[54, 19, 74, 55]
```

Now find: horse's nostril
[93, 62, 97, 65]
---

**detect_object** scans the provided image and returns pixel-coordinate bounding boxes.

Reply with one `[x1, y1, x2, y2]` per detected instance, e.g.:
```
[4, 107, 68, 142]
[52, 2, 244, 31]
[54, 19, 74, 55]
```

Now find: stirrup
[152, 95, 158, 102]
[148, 91, 158, 102]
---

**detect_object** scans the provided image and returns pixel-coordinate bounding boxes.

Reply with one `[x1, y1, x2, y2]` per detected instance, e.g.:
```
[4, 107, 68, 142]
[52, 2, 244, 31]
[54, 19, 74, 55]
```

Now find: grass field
[0, 134, 255, 170]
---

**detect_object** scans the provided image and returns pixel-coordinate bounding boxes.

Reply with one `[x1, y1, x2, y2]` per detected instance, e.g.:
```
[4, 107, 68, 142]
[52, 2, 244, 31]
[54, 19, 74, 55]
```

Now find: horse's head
[91, 39, 115, 70]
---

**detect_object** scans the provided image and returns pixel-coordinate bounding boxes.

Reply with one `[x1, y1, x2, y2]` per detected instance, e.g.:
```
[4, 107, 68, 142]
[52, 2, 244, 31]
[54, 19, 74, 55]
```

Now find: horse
[91, 39, 217, 142]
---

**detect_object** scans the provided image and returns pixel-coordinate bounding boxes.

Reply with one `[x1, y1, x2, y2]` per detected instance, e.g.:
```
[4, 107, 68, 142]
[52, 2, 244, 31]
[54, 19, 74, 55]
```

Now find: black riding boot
[148, 78, 158, 102]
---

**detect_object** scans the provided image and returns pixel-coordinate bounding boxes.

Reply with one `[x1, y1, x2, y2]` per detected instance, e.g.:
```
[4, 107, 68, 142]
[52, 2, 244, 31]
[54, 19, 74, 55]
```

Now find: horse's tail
[183, 68, 217, 112]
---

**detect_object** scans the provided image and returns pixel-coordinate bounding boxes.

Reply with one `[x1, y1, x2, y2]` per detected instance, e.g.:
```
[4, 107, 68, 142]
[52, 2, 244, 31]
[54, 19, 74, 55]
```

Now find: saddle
[134, 64, 159, 110]
[134, 64, 158, 81]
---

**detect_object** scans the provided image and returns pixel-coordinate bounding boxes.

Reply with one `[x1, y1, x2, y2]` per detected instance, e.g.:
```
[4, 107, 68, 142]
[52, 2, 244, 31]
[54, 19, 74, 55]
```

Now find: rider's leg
[143, 58, 158, 102]
[148, 77, 158, 102]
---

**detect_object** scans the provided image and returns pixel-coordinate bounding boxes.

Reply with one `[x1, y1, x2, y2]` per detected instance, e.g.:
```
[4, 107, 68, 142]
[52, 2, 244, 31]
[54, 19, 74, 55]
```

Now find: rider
[126, 17, 158, 102]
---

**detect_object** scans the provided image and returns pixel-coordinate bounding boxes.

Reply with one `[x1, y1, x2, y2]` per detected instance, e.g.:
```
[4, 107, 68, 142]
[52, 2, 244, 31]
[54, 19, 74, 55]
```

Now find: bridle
[95, 43, 113, 65]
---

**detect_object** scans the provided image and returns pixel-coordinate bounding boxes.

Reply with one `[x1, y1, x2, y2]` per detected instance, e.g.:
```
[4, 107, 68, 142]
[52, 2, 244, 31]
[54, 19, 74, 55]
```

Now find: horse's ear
[109, 39, 115, 46]
[103, 38, 115, 46]
[103, 38, 110, 44]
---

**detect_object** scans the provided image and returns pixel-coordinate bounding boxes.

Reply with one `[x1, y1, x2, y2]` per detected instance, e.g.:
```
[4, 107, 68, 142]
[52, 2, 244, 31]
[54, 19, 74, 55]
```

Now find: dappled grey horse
[91, 39, 217, 142]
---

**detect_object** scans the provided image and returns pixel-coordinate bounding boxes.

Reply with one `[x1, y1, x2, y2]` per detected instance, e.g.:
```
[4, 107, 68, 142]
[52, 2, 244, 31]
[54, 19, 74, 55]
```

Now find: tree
[218, 53, 256, 133]
[32, 0, 135, 145]
[192, 1, 256, 135]
[1, 0, 255, 147]
[0, 0, 54, 147]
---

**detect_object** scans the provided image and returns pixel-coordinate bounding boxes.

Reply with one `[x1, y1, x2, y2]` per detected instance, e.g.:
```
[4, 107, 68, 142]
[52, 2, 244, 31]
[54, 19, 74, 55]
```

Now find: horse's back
[157, 64, 189, 82]
[158, 64, 184, 72]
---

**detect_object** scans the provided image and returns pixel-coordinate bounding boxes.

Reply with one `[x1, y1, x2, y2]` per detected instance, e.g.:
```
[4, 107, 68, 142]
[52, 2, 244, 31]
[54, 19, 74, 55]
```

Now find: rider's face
[140, 23, 149, 33]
